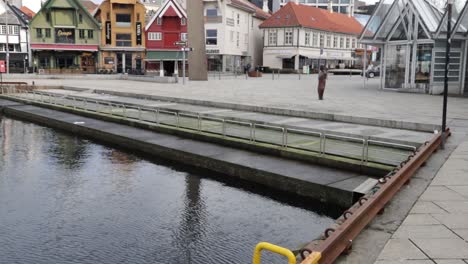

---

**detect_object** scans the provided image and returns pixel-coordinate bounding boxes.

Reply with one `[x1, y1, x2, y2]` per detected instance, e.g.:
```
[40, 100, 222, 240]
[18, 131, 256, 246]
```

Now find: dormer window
[156, 17, 162, 25]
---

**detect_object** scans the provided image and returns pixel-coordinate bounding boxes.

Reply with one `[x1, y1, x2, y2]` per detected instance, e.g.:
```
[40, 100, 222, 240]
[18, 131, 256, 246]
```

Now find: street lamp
[24, 55, 28, 73]
[441, 0, 453, 149]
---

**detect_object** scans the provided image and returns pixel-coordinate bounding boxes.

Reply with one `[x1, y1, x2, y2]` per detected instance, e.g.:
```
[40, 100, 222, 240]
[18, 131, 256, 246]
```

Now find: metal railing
[0, 88, 417, 166]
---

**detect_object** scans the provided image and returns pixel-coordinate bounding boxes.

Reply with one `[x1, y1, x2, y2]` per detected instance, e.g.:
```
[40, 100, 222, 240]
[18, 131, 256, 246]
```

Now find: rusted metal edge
[300, 129, 451, 264]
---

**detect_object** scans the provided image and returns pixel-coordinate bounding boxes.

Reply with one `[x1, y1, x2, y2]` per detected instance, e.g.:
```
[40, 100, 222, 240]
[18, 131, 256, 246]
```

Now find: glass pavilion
[359, 0, 468, 96]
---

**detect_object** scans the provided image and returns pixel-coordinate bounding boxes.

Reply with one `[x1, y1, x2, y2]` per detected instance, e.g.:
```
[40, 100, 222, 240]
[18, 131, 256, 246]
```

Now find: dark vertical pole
[442, 2, 452, 149]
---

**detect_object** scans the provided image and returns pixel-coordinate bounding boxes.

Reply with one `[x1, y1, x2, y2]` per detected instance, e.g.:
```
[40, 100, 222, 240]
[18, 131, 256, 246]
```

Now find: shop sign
[82, 52, 93, 56]
[105, 21, 112, 45]
[55, 28, 75, 44]
[136, 22, 142, 45]
[206, 49, 219, 54]
[104, 57, 114, 65]
[0, 60, 5, 73]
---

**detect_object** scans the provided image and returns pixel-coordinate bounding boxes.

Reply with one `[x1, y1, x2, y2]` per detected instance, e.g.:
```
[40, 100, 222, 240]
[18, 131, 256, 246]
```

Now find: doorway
[164, 61, 175, 76]
[116, 53, 132, 73]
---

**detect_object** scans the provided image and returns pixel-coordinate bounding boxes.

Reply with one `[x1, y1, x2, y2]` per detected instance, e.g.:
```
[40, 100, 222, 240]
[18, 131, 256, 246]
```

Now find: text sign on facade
[55, 28, 75, 44]
[136, 22, 142, 45]
[174, 41, 187, 46]
[105, 21, 112, 45]
[0, 60, 5, 73]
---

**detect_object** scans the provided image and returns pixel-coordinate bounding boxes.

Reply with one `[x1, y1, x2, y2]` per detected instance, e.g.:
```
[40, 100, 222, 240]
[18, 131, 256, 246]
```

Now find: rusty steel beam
[301, 129, 450, 264]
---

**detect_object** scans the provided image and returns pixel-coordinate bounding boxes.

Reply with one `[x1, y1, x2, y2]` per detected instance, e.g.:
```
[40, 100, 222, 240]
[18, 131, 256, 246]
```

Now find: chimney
[328, 0, 333, 12]
[262, 0, 269, 12]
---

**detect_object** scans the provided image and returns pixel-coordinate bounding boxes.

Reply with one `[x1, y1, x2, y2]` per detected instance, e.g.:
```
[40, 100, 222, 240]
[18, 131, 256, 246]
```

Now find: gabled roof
[231, 0, 271, 20]
[260, 2, 362, 35]
[30, 0, 100, 28]
[145, 0, 186, 31]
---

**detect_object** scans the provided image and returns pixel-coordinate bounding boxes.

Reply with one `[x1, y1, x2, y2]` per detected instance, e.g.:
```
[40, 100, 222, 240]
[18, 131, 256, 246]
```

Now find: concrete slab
[411, 238, 468, 259]
[419, 186, 468, 201]
[392, 225, 458, 239]
[401, 214, 440, 226]
[431, 214, 468, 229]
[377, 239, 427, 260]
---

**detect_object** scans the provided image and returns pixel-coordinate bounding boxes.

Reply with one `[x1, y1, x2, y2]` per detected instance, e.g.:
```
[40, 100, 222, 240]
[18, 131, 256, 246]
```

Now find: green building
[30, 0, 100, 74]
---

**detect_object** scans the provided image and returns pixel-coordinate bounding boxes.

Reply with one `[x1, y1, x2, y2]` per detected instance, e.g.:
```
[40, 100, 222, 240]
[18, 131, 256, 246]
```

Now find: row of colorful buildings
[0, 0, 367, 76]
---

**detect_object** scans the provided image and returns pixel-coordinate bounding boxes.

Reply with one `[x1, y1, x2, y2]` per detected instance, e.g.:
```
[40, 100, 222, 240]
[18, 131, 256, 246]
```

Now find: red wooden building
[145, 0, 187, 76]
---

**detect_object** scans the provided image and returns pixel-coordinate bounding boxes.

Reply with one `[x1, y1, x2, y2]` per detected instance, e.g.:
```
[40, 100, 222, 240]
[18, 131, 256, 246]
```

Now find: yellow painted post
[252, 242, 297, 264]
[301, 252, 322, 264]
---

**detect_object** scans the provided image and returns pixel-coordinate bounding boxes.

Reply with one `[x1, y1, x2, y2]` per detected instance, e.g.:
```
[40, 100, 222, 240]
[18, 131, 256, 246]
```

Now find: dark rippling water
[0, 116, 338, 264]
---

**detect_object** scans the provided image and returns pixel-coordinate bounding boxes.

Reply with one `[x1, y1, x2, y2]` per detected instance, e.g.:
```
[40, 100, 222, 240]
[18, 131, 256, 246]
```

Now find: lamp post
[442, 0, 453, 149]
[24, 55, 28, 73]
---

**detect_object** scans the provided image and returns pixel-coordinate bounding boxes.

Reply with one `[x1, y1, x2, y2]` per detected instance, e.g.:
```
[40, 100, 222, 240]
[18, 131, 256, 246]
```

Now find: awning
[31, 44, 98, 52]
[146, 51, 186, 61]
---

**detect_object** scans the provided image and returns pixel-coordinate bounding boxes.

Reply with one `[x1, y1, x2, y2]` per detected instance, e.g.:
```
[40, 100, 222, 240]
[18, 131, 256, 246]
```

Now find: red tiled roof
[259, 2, 363, 35]
[80, 0, 98, 14]
[31, 44, 99, 51]
[20, 6, 35, 19]
[231, 0, 270, 20]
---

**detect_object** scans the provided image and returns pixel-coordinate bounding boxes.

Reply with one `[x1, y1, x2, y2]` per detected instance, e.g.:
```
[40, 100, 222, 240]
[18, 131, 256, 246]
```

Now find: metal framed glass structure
[359, 0, 468, 96]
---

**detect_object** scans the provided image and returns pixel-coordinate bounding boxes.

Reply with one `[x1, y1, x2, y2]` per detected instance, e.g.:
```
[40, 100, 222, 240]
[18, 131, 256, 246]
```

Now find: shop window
[88, 30, 93, 39]
[45, 28, 51, 38]
[415, 44, 432, 84]
[206, 29, 217, 45]
[39, 57, 50, 68]
[116, 33, 132, 46]
[56, 56, 75, 69]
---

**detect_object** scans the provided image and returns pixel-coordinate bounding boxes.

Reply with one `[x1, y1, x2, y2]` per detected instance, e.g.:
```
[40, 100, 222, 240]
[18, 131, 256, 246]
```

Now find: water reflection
[0, 117, 336, 264]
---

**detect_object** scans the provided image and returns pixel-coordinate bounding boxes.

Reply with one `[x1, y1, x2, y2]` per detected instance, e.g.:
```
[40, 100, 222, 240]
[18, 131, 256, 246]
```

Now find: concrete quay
[374, 139, 468, 264]
[0, 99, 377, 208]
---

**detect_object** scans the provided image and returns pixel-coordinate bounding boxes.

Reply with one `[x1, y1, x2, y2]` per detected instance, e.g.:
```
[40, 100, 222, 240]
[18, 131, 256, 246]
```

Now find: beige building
[94, 0, 146, 74]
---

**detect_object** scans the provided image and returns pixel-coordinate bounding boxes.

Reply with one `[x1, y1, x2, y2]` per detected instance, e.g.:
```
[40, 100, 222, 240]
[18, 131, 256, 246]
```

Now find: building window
[312, 32, 317, 47]
[340, 37, 344, 48]
[79, 29, 85, 39]
[346, 38, 350, 49]
[326, 35, 331, 47]
[206, 9, 218, 17]
[352, 38, 356, 49]
[245, 33, 248, 44]
[156, 17, 162, 25]
[285, 29, 293, 45]
[230, 30, 234, 41]
[268, 30, 277, 45]
[116, 33, 132, 46]
[319, 34, 324, 47]
[46, 12, 51, 22]
[206, 29, 217, 45]
[116, 14, 131, 27]
[88, 30, 93, 39]
[181, 17, 186, 25]
[137, 13, 140, 21]
[45, 28, 51, 38]
[36, 28, 42, 38]
[305, 32, 310, 46]
[106, 12, 110, 20]
[333, 36, 338, 48]
[236, 32, 239, 47]
[237, 14, 240, 25]
[148, 32, 162, 40]
[79, 14, 83, 23]
[181, 33, 187, 41]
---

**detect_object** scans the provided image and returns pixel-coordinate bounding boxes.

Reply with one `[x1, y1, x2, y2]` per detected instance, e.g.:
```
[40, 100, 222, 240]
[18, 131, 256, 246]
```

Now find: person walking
[317, 65, 328, 100]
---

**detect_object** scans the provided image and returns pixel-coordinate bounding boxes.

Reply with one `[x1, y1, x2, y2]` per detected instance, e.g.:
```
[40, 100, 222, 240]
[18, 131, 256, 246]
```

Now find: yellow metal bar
[252, 242, 297, 264]
[301, 252, 322, 264]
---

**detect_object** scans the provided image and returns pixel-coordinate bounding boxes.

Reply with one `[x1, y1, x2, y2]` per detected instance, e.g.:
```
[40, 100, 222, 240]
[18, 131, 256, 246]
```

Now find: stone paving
[375, 140, 468, 264]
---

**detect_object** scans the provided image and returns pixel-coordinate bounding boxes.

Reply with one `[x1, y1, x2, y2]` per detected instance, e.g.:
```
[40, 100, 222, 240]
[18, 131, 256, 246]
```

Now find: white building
[203, 0, 270, 72]
[260, 2, 362, 71]
[0, 1, 30, 73]
[276, 0, 354, 15]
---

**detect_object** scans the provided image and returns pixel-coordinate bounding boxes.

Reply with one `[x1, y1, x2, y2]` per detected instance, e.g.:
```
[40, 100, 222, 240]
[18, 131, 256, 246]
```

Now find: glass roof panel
[390, 20, 407, 40]
[360, 0, 396, 39]
[413, 0, 444, 32]
[374, 0, 406, 39]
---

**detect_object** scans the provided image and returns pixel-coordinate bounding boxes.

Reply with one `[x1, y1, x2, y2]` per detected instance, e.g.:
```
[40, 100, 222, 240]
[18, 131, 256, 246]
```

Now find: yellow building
[94, 0, 146, 74]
